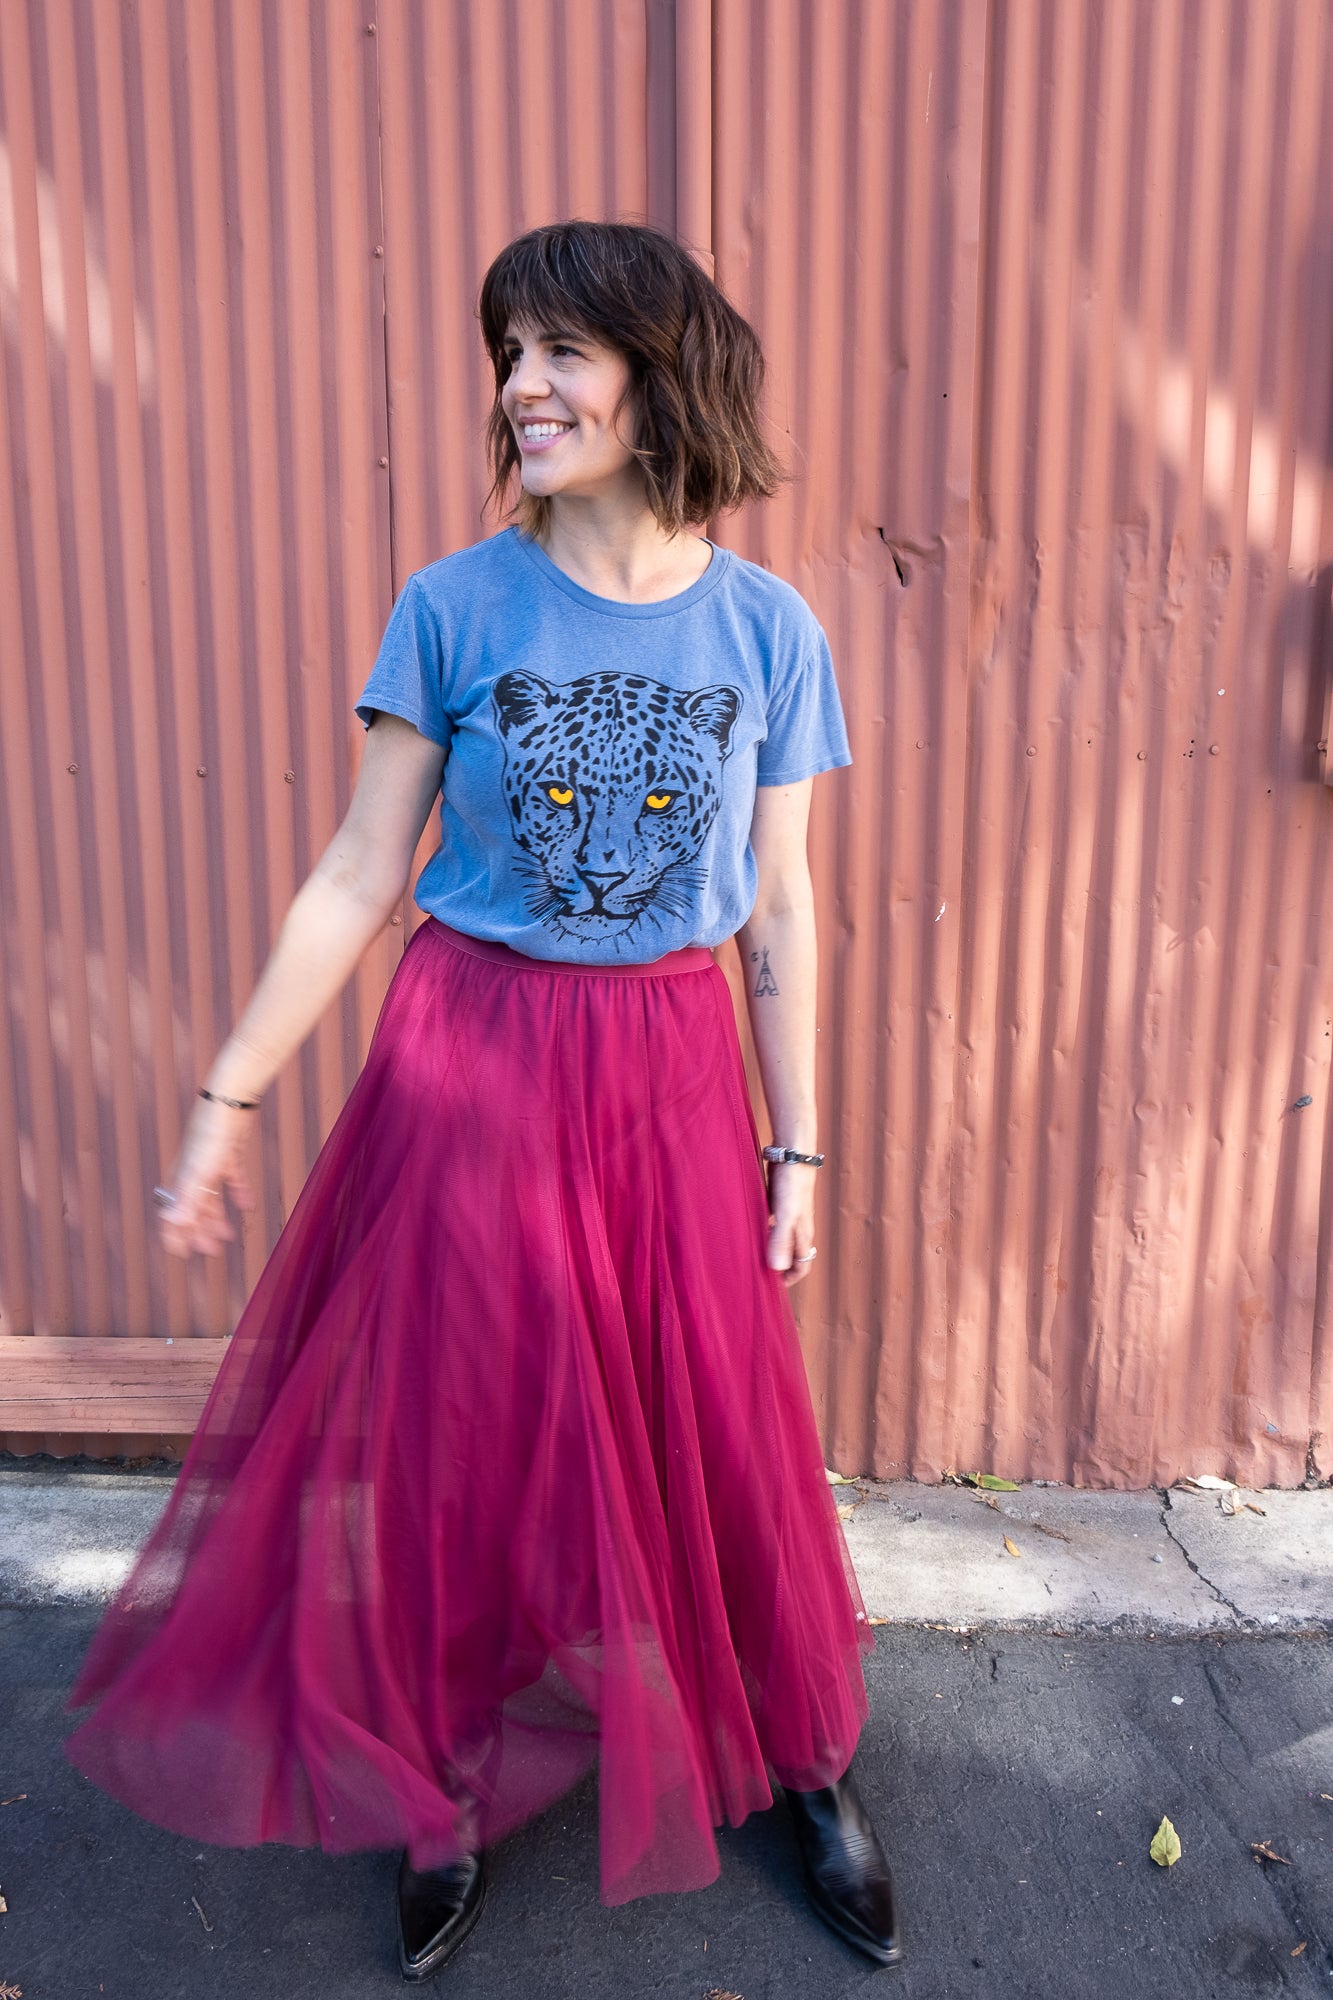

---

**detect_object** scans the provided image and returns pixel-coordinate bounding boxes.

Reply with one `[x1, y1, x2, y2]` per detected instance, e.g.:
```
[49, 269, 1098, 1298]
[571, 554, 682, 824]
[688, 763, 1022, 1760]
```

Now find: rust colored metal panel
[950, 0, 1333, 1489]
[0, 0, 392, 1343]
[710, 0, 1333, 1487]
[711, 0, 986, 1478]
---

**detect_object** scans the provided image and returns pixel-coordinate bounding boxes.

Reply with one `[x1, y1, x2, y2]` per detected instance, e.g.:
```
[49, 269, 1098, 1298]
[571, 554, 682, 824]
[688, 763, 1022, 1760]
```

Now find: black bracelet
[762, 1145, 826, 1168]
[198, 1085, 261, 1111]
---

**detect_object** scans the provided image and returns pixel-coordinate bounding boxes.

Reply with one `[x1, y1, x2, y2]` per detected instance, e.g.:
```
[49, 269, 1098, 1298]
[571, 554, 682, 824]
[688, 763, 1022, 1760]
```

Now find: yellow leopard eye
[645, 791, 674, 811]
[545, 783, 574, 806]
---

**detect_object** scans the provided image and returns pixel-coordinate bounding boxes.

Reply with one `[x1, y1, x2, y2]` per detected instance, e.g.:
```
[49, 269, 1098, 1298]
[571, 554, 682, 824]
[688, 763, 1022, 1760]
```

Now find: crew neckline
[509, 525, 730, 618]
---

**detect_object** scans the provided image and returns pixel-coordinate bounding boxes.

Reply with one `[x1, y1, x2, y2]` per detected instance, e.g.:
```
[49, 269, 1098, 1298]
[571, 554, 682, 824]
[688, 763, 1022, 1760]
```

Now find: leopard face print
[491, 669, 742, 943]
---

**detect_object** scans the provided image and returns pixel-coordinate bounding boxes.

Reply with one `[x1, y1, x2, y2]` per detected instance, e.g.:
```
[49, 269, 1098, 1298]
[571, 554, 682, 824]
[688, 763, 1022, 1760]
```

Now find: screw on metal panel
[1209, 745, 1219, 755]
[378, 456, 388, 467]
[1026, 745, 1036, 756]
[365, 20, 376, 31]
[390, 913, 402, 925]
[67, 762, 78, 773]
[1137, 751, 1146, 760]
[196, 766, 207, 776]
[374, 245, 384, 257]
[1318, 740, 1328, 753]
[284, 770, 295, 784]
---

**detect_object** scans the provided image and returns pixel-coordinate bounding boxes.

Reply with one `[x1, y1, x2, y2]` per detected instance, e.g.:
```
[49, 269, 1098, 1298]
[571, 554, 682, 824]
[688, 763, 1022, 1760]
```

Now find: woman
[64, 221, 899, 1981]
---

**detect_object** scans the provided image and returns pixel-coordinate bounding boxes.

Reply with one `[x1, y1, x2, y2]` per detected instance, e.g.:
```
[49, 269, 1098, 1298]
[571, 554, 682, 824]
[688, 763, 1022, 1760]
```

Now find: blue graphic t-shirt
[354, 527, 852, 965]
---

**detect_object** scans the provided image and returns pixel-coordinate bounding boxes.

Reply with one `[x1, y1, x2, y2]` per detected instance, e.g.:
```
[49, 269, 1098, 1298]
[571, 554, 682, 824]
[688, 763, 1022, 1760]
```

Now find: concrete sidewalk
[2, 1456, 1331, 1632]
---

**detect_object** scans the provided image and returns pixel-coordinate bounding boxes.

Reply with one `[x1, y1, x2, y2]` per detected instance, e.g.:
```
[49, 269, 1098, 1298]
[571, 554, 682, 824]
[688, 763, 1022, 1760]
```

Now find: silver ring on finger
[151, 1185, 178, 1208]
[795, 1248, 818, 1262]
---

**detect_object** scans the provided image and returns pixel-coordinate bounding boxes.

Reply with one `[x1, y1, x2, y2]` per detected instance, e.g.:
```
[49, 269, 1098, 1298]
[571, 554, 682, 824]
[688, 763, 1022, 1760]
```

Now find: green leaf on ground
[1150, 1816, 1182, 1867]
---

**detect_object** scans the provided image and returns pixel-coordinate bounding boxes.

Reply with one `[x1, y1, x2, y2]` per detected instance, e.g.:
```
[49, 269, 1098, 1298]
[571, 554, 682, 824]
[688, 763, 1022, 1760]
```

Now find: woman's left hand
[765, 1160, 819, 1287]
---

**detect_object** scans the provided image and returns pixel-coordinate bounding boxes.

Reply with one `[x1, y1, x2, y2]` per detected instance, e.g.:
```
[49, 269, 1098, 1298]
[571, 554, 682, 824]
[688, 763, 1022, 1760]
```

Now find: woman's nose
[508, 353, 551, 401]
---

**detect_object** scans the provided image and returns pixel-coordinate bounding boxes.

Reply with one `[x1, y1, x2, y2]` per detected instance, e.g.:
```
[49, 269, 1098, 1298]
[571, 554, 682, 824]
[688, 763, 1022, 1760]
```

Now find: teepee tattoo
[751, 948, 780, 997]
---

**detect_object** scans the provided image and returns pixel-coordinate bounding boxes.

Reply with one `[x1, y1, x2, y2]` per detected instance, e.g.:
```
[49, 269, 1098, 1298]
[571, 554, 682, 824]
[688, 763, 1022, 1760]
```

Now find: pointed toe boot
[395, 1849, 486, 1982]
[784, 1770, 902, 1968]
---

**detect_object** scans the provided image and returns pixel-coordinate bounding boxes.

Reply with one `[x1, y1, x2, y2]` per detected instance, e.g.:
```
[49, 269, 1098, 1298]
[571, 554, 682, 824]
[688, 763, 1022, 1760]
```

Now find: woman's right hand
[150, 715, 445, 1260]
[157, 1097, 258, 1259]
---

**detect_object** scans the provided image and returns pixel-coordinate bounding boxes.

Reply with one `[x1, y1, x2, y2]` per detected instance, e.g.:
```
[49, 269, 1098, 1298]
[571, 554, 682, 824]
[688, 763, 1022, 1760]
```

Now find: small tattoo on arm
[750, 947, 780, 998]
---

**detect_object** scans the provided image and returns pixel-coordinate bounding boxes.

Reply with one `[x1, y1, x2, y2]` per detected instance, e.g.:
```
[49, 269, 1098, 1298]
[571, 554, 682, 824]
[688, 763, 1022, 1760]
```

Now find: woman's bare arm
[736, 777, 821, 1287]
[160, 713, 446, 1258]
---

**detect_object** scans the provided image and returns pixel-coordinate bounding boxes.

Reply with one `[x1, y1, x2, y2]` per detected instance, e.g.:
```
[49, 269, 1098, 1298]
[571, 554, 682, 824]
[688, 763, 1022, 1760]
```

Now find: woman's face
[500, 320, 640, 507]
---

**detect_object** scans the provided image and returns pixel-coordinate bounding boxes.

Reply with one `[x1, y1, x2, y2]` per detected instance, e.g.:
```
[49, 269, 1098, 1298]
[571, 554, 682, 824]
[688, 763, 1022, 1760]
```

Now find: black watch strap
[762, 1145, 826, 1168]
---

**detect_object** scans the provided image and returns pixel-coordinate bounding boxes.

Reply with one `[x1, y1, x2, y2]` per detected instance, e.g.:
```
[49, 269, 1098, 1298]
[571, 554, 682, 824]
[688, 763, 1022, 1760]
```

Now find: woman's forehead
[503, 314, 608, 351]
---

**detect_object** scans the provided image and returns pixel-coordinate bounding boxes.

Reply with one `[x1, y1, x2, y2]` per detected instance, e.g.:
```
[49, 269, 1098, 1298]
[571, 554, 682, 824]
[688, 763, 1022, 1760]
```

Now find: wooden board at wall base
[0, 1338, 227, 1433]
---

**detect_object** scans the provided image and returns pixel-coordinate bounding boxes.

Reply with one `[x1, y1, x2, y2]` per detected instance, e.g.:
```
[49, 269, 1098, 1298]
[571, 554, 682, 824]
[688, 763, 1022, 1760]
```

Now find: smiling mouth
[520, 421, 573, 444]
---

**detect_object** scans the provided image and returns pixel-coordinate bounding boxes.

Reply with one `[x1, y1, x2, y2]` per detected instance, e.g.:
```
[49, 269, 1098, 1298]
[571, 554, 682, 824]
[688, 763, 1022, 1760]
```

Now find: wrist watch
[762, 1146, 826, 1167]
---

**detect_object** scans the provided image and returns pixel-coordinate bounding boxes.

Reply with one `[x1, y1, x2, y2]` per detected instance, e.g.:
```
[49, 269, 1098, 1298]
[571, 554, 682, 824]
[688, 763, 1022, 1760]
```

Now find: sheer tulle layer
[64, 920, 871, 1904]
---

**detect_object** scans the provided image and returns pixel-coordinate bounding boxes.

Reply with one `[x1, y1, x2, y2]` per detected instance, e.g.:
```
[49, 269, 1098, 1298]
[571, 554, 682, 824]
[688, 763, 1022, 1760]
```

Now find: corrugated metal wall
[3, 1, 1332, 1486]
[0, 0, 396, 1384]
[939, 0, 1333, 1487]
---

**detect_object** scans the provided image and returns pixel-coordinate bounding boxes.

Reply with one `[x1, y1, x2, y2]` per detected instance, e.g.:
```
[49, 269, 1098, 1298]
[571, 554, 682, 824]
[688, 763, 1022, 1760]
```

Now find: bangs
[479, 231, 627, 366]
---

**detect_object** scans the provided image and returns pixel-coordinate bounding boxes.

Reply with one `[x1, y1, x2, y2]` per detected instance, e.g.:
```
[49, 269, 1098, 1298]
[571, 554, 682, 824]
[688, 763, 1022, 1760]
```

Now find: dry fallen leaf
[1003, 1536, 1021, 1558]
[1245, 1502, 1267, 1516]
[0, 1797, 25, 1808]
[0, 1982, 21, 2000]
[836, 1503, 856, 1521]
[1292, 1942, 1308, 1957]
[1250, 1840, 1290, 1866]
[0, 1893, 7, 1914]
[704, 1990, 744, 2000]
[1150, 1815, 1182, 1867]
[191, 1894, 213, 1932]
[867, 1615, 890, 1626]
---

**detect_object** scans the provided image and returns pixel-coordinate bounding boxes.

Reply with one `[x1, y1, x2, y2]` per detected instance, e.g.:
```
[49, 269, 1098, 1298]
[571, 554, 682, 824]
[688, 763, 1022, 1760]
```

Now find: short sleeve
[755, 627, 853, 785]
[354, 574, 451, 750]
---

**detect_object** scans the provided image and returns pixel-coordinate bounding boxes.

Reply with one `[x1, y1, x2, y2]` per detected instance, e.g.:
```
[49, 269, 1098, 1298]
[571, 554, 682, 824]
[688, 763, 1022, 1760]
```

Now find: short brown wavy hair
[478, 221, 784, 537]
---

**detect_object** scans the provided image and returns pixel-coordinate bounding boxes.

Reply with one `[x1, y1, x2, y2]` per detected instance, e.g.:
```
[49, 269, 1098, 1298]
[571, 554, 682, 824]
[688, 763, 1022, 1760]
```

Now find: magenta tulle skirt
[64, 920, 871, 1904]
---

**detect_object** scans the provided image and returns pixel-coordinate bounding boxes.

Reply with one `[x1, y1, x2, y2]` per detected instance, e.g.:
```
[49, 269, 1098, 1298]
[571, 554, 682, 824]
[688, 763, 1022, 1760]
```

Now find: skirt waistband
[426, 917, 717, 979]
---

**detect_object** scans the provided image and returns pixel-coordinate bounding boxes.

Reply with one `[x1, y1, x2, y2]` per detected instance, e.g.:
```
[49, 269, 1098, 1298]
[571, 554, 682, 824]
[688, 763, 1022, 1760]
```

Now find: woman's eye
[544, 783, 574, 807]
[644, 791, 674, 812]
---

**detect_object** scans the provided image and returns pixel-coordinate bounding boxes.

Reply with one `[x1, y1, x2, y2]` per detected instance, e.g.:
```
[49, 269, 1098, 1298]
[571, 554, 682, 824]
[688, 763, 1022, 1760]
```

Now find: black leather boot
[784, 1768, 901, 1967]
[395, 1848, 486, 1982]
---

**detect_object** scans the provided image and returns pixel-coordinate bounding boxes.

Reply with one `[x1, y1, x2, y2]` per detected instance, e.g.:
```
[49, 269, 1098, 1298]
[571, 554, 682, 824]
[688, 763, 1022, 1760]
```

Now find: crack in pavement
[1157, 1491, 1246, 1623]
